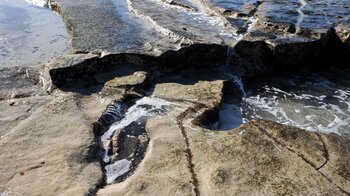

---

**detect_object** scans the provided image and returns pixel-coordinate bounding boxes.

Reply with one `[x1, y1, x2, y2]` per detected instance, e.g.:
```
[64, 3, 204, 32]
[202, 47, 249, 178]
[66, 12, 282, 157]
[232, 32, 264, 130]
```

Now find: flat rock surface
[0, 92, 110, 195]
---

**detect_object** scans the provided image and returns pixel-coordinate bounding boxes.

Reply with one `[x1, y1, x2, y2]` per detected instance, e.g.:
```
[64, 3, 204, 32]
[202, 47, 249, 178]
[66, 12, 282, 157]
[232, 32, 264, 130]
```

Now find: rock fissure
[315, 133, 329, 171]
[252, 121, 318, 168]
[176, 105, 205, 196]
[318, 171, 350, 196]
[252, 121, 349, 195]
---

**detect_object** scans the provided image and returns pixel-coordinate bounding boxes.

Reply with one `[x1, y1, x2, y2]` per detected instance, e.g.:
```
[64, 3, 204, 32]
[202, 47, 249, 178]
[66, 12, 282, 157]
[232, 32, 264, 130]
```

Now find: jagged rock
[110, 130, 125, 159]
[336, 23, 350, 49]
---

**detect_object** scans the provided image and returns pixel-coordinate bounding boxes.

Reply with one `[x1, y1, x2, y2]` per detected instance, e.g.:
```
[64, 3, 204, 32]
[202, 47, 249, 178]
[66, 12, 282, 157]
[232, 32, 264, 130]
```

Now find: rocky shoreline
[1, 0, 350, 195]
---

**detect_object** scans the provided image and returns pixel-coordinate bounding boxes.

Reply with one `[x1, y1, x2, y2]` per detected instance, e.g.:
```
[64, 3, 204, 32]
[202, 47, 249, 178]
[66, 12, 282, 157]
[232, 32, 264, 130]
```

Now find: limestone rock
[0, 93, 108, 195]
[104, 71, 148, 89]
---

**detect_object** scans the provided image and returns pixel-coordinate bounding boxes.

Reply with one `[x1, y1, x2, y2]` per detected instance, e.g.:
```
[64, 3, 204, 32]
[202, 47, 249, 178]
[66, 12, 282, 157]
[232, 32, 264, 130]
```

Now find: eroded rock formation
[1, 0, 350, 195]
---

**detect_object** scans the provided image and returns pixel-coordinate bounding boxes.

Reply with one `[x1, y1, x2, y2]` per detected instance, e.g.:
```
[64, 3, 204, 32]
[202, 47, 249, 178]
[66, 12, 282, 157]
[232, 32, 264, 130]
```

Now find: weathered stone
[185, 119, 349, 195]
[97, 116, 194, 195]
[105, 71, 148, 89]
[1, 0, 350, 195]
[153, 80, 224, 106]
[336, 23, 350, 49]
[0, 93, 111, 195]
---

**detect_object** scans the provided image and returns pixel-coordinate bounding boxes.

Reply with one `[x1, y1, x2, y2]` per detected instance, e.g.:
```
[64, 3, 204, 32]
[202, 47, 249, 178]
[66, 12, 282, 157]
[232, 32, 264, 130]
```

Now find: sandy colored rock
[0, 93, 112, 195]
[185, 119, 349, 195]
[318, 133, 350, 193]
[105, 71, 148, 88]
[153, 80, 224, 106]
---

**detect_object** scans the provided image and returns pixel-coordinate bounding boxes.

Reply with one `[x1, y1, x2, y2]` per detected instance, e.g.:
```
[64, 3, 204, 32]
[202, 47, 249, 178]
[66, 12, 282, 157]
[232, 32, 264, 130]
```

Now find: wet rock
[53, 0, 180, 54]
[110, 130, 125, 160]
[336, 23, 350, 49]
[0, 67, 44, 100]
[232, 29, 350, 77]
[97, 116, 194, 195]
[0, 0, 69, 68]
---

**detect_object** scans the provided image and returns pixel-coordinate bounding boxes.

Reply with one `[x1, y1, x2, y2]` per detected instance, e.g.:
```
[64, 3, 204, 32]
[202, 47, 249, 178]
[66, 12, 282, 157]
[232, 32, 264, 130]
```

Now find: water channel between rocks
[96, 96, 179, 184]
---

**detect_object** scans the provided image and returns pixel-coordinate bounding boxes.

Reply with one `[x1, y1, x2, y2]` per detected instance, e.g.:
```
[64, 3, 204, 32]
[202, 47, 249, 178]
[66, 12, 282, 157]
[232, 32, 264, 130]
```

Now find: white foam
[101, 97, 172, 163]
[24, 0, 47, 7]
[242, 75, 350, 135]
[105, 159, 131, 184]
[296, 0, 307, 28]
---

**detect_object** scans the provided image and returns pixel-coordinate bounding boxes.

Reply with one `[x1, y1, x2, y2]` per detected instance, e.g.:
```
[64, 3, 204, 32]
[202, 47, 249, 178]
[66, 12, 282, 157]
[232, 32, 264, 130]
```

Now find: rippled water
[215, 69, 350, 136]
[0, 0, 69, 67]
[243, 69, 350, 135]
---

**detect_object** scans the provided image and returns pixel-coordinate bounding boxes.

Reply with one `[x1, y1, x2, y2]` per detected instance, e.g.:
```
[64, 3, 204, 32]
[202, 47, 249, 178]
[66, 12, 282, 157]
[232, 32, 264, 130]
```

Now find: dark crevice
[315, 133, 329, 171]
[92, 95, 150, 186]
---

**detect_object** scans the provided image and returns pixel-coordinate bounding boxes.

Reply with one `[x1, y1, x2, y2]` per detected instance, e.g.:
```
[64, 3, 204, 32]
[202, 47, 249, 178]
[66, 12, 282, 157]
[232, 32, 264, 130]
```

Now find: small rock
[8, 99, 16, 106]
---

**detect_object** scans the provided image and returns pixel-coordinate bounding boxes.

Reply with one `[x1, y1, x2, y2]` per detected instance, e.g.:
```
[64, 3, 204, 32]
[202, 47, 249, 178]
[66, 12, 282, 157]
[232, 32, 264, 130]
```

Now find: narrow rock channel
[95, 96, 176, 184]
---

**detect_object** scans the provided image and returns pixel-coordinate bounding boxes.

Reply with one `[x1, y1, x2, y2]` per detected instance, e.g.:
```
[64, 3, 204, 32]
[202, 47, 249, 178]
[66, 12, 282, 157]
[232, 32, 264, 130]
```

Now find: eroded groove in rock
[318, 172, 350, 196]
[95, 95, 175, 185]
[252, 121, 350, 195]
[176, 104, 206, 196]
[252, 121, 318, 169]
